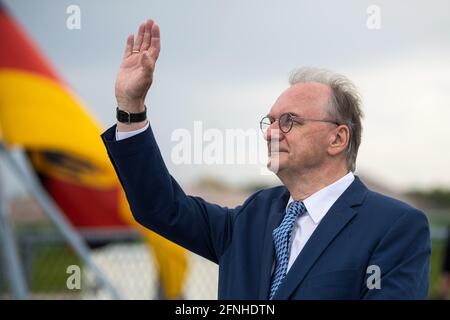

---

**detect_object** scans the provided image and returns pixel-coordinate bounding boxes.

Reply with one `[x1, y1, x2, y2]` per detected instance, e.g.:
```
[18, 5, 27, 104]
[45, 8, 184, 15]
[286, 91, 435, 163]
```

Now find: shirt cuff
[115, 121, 150, 141]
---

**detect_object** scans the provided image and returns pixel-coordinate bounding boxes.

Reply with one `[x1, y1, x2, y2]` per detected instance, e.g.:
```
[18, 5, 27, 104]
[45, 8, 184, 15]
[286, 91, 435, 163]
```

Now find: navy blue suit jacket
[101, 124, 431, 299]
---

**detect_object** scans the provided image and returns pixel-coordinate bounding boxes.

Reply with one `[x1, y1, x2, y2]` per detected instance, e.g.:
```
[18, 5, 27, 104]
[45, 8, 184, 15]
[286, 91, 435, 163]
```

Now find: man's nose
[264, 125, 283, 142]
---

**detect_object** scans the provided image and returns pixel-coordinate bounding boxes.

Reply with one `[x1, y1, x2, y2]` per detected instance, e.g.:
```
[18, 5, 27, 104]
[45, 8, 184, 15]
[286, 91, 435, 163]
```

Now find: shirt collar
[286, 172, 355, 224]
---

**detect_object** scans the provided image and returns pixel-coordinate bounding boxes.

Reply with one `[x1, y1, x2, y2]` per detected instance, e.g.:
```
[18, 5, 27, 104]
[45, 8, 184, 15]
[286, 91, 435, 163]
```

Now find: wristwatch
[116, 106, 147, 123]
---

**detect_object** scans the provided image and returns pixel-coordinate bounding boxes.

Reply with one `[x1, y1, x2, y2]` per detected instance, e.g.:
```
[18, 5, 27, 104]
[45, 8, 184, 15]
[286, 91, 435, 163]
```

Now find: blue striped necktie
[269, 200, 307, 299]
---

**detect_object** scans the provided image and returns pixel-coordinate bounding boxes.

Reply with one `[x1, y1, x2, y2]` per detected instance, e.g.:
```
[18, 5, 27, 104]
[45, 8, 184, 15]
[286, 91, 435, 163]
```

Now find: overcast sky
[3, 0, 450, 192]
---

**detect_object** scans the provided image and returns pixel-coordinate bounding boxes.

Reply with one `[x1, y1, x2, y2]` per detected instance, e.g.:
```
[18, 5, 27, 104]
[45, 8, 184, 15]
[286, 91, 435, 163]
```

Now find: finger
[140, 51, 154, 71]
[133, 23, 145, 52]
[123, 34, 134, 59]
[148, 23, 160, 61]
[141, 19, 154, 51]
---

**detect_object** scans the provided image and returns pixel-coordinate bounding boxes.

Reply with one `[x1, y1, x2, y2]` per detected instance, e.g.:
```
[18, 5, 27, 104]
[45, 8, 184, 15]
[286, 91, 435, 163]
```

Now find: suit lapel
[272, 176, 368, 300]
[272, 200, 356, 299]
[258, 189, 290, 299]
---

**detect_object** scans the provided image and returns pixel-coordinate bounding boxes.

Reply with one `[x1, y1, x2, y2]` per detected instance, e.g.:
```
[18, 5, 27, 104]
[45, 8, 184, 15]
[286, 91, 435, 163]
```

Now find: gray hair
[289, 67, 363, 172]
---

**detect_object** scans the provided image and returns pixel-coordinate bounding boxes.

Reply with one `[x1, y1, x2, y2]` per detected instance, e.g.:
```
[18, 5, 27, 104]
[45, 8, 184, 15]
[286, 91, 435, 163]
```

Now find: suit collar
[340, 175, 368, 207]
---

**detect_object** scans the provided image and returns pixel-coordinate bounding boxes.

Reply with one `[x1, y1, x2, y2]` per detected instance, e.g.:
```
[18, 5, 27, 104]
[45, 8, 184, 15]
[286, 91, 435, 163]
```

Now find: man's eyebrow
[267, 112, 300, 118]
[284, 112, 302, 117]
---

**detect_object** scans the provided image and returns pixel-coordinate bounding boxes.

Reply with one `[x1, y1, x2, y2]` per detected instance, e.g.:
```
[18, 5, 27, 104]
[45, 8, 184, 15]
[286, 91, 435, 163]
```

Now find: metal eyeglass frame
[260, 112, 339, 134]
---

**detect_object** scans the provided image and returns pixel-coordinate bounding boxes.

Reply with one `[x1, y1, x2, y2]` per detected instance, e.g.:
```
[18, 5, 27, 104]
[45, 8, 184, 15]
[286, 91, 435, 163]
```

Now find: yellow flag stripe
[0, 69, 117, 187]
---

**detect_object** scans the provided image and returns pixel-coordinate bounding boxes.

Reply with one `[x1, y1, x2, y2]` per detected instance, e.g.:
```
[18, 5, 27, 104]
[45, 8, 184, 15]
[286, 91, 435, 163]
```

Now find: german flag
[0, 4, 187, 298]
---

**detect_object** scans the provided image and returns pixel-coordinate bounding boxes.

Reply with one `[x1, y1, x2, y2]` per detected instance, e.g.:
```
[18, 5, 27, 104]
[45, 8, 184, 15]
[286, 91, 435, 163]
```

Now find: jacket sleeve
[101, 123, 241, 264]
[361, 208, 431, 299]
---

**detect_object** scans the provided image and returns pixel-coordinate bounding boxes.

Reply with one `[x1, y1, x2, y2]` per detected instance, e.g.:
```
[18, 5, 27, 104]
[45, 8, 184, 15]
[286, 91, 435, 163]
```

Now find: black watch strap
[116, 106, 147, 123]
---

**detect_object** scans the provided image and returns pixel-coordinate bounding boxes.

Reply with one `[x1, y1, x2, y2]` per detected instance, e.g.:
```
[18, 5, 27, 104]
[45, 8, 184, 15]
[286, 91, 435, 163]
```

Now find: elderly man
[101, 20, 431, 299]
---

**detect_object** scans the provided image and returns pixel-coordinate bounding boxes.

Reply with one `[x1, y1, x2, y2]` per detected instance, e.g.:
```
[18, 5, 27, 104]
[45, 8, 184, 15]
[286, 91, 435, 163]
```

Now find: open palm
[115, 20, 160, 112]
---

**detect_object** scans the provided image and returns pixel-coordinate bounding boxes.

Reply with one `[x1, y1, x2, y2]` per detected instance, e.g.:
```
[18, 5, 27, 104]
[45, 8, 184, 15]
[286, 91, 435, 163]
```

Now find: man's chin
[267, 154, 287, 174]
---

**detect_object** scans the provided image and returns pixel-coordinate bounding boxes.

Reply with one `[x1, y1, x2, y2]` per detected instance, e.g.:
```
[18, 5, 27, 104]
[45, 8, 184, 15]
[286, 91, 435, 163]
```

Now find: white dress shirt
[115, 121, 149, 141]
[285, 172, 355, 272]
[116, 124, 355, 273]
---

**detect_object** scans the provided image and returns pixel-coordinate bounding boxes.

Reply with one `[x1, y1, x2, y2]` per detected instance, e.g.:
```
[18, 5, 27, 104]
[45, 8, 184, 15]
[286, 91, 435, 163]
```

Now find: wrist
[116, 97, 145, 113]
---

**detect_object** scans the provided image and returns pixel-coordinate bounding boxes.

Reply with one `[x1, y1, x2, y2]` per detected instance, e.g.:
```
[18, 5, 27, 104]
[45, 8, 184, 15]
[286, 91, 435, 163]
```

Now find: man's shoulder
[247, 185, 288, 202]
[341, 176, 428, 229]
[362, 186, 428, 225]
[235, 185, 288, 213]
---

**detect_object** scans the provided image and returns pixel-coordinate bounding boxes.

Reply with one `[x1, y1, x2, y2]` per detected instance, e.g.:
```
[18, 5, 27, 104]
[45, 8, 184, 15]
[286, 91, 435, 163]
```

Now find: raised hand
[115, 19, 160, 113]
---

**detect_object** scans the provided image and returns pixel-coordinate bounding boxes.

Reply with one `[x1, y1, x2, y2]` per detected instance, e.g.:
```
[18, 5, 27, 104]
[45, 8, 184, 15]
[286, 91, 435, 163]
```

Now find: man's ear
[328, 125, 350, 156]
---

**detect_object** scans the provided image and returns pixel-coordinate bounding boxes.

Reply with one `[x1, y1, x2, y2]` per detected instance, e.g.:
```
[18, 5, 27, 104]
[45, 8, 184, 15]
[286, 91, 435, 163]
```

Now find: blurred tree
[406, 189, 450, 209]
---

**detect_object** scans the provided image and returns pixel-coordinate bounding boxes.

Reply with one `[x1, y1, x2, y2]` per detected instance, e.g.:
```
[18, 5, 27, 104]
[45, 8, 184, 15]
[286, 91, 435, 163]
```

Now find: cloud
[351, 48, 450, 189]
[4, 0, 450, 192]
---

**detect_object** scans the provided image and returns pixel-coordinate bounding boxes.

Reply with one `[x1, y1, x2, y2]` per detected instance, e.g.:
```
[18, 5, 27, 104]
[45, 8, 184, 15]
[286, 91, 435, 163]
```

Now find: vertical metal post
[0, 144, 121, 299]
[0, 145, 28, 299]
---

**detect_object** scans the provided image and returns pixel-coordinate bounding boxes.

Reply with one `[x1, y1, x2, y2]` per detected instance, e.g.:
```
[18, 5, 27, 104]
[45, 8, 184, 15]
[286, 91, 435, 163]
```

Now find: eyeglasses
[260, 113, 339, 134]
